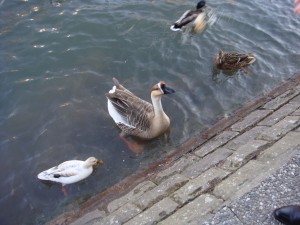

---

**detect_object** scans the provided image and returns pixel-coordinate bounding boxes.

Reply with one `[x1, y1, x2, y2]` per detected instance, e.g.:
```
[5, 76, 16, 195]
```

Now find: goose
[214, 50, 256, 71]
[37, 157, 103, 194]
[106, 78, 175, 141]
[170, 0, 206, 31]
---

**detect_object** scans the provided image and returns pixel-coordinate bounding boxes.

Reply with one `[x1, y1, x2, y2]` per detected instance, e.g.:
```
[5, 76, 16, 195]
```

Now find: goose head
[83, 157, 104, 168]
[196, 0, 206, 9]
[150, 81, 175, 97]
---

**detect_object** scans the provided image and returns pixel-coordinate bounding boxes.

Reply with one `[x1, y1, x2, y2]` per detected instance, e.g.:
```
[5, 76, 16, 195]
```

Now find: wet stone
[213, 160, 267, 201]
[183, 148, 232, 179]
[124, 198, 178, 225]
[153, 154, 199, 184]
[158, 194, 223, 225]
[257, 116, 300, 141]
[225, 126, 267, 151]
[221, 140, 269, 171]
[201, 207, 243, 225]
[107, 181, 157, 213]
[262, 89, 300, 110]
[194, 130, 238, 157]
[171, 167, 230, 205]
[230, 110, 272, 132]
[94, 203, 141, 225]
[258, 131, 300, 164]
[258, 103, 300, 126]
[70, 209, 106, 225]
[133, 174, 189, 210]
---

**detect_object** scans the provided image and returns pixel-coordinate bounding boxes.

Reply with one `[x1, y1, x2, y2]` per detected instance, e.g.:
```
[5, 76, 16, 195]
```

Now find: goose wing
[106, 89, 154, 133]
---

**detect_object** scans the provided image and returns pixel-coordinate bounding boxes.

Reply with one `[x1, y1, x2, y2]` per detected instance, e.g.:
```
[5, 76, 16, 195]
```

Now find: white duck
[106, 78, 175, 152]
[37, 157, 103, 186]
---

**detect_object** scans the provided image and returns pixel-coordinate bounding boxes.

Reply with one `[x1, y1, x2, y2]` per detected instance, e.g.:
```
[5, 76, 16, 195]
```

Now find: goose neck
[151, 95, 164, 116]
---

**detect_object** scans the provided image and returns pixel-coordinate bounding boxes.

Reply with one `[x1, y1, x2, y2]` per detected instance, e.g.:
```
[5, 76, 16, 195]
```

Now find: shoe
[273, 205, 300, 225]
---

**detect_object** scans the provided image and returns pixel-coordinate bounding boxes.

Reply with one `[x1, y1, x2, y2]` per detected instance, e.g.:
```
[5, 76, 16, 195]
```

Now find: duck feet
[61, 185, 68, 196]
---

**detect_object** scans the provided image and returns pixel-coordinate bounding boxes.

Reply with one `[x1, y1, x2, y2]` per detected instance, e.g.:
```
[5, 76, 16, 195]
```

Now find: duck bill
[97, 160, 104, 165]
[162, 86, 175, 94]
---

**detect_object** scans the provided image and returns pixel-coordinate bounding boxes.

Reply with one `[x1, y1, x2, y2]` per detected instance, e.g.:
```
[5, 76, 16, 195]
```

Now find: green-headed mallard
[171, 1, 206, 31]
[214, 50, 256, 71]
[106, 78, 175, 140]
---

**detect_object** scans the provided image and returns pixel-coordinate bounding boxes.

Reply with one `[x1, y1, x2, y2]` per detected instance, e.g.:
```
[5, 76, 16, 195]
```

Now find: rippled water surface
[0, 0, 299, 224]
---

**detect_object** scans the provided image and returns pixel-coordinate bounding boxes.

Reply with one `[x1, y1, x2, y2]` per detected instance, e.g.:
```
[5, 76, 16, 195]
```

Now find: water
[0, 0, 299, 224]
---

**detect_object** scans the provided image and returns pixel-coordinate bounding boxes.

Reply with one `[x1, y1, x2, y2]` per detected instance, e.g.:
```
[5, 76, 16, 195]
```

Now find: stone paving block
[231, 110, 272, 132]
[171, 168, 230, 205]
[70, 209, 106, 225]
[257, 116, 300, 141]
[133, 174, 189, 210]
[153, 154, 199, 184]
[258, 131, 300, 164]
[94, 203, 141, 225]
[213, 160, 267, 201]
[262, 89, 300, 110]
[107, 181, 157, 213]
[201, 207, 243, 225]
[225, 126, 267, 150]
[183, 148, 232, 179]
[292, 108, 300, 116]
[158, 194, 223, 225]
[194, 131, 239, 157]
[258, 103, 300, 126]
[124, 198, 178, 225]
[289, 93, 300, 104]
[221, 140, 269, 171]
[229, 152, 300, 225]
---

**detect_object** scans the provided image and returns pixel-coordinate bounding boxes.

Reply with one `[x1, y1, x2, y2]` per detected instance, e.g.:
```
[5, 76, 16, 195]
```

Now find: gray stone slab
[221, 140, 269, 171]
[289, 93, 300, 104]
[172, 168, 230, 205]
[201, 207, 243, 225]
[194, 131, 239, 157]
[183, 148, 232, 179]
[124, 198, 178, 225]
[262, 89, 300, 110]
[213, 160, 267, 201]
[229, 151, 300, 225]
[70, 210, 106, 225]
[258, 131, 300, 164]
[94, 203, 141, 225]
[292, 108, 300, 116]
[225, 126, 267, 151]
[107, 181, 157, 213]
[133, 174, 189, 210]
[258, 103, 300, 126]
[257, 116, 300, 141]
[230, 110, 272, 132]
[158, 194, 223, 225]
[154, 154, 199, 184]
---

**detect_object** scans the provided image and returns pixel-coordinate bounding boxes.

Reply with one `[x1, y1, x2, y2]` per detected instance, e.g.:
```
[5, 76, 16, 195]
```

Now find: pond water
[0, 0, 299, 224]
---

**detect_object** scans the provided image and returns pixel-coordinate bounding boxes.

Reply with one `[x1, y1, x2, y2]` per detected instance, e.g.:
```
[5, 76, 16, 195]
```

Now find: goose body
[106, 78, 175, 139]
[171, 1, 206, 31]
[37, 157, 103, 185]
[214, 50, 256, 71]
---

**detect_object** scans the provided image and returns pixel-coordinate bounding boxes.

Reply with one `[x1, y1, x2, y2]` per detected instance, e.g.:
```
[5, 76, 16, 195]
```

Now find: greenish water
[0, 0, 299, 224]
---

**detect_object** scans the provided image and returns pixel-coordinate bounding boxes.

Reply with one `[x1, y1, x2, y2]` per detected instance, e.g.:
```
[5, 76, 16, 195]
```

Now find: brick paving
[48, 74, 300, 225]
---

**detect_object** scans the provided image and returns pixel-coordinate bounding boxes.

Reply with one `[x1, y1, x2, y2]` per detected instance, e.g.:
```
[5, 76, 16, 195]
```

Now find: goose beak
[162, 86, 175, 95]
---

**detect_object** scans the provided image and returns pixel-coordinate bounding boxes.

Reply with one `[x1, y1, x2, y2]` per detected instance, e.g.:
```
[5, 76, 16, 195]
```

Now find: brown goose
[106, 78, 175, 140]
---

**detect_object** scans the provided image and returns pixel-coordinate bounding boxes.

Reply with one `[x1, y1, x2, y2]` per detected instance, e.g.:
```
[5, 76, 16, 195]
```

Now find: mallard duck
[170, 1, 206, 31]
[214, 50, 256, 71]
[37, 157, 103, 186]
[106, 78, 175, 140]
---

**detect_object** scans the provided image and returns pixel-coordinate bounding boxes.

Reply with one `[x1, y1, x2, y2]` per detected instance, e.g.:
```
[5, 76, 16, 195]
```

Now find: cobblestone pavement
[49, 74, 300, 225]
